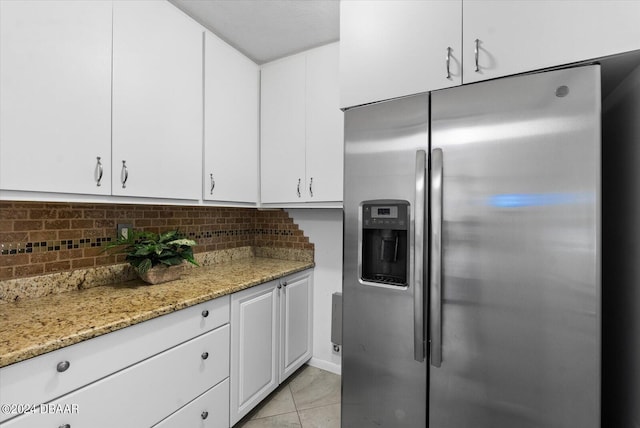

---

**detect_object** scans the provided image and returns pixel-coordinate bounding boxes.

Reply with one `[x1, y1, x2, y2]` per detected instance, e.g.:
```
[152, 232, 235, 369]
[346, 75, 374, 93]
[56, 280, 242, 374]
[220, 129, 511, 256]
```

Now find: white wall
[287, 208, 342, 374]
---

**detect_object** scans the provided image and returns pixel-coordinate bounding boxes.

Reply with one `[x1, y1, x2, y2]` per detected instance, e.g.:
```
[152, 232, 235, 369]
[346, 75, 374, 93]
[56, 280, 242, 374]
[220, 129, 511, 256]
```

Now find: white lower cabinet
[2, 326, 229, 428]
[0, 271, 312, 428]
[0, 296, 230, 427]
[279, 272, 314, 382]
[230, 270, 313, 425]
[154, 379, 230, 428]
[229, 280, 279, 424]
[0, 298, 229, 422]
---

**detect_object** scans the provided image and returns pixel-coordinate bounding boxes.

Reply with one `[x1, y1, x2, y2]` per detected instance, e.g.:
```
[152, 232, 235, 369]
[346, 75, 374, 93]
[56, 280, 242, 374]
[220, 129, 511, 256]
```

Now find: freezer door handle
[414, 149, 427, 362]
[430, 148, 443, 367]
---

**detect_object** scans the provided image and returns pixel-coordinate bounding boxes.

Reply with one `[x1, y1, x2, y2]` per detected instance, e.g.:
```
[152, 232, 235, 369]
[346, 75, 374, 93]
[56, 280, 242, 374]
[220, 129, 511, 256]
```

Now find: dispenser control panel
[363, 204, 407, 230]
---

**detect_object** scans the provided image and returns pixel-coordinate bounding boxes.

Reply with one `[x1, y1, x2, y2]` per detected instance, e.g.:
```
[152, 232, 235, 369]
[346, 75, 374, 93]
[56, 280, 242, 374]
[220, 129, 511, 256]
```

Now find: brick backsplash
[0, 202, 313, 280]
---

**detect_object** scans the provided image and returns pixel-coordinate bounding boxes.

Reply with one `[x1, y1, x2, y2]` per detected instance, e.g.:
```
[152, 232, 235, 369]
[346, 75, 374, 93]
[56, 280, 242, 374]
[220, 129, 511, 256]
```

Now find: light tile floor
[234, 365, 341, 428]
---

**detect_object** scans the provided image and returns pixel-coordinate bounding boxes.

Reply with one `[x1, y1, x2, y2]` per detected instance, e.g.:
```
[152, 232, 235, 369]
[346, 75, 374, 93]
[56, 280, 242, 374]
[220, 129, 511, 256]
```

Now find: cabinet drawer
[0, 296, 229, 423]
[1, 325, 230, 428]
[154, 378, 229, 428]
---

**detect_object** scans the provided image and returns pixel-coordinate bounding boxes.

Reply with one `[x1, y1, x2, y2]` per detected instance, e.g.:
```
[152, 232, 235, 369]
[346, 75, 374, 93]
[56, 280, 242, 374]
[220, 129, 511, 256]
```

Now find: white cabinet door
[230, 270, 313, 424]
[305, 43, 344, 203]
[463, 0, 640, 84]
[112, 0, 202, 200]
[279, 271, 313, 382]
[260, 55, 307, 204]
[261, 45, 344, 205]
[0, 0, 112, 195]
[230, 281, 279, 425]
[203, 32, 259, 204]
[340, 0, 462, 108]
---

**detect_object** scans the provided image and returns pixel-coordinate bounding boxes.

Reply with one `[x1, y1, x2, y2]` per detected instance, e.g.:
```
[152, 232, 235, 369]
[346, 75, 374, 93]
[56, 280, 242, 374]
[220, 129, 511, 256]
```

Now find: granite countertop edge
[0, 257, 314, 368]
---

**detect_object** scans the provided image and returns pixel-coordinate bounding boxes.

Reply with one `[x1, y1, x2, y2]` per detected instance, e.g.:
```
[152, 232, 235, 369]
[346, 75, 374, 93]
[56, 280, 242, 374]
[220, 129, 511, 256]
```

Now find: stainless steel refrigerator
[342, 65, 601, 427]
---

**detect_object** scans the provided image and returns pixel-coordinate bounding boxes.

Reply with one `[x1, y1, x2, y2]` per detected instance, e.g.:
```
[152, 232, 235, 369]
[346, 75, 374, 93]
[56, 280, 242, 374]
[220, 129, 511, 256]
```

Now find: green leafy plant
[104, 230, 199, 274]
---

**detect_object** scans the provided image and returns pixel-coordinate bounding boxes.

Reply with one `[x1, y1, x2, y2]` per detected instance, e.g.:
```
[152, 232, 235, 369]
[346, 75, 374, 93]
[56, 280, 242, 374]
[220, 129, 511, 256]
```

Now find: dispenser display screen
[372, 206, 397, 218]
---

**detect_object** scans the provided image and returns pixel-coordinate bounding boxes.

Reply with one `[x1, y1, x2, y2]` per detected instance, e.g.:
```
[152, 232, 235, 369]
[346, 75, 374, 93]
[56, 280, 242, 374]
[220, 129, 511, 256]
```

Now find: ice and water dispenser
[360, 201, 409, 287]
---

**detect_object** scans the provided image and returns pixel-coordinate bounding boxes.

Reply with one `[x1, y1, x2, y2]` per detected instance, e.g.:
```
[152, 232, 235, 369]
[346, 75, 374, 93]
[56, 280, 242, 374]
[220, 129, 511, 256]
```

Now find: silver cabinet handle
[209, 173, 215, 195]
[121, 160, 128, 189]
[56, 361, 70, 372]
[201, 411, 209, 420]
[445, 47, 452, 79]
[201, 352, 209, 360]
[94, 156, 103, 187]
[59, 424, 71, 428]
[277, 283, 282, 289]
[414, 150, 426, 362]
[474, 39, 480, 72]
[201, 309, 209, 318]
[309, 177, 314, 197]
[296, 178, 301, 198]
[282, 281, 287, 287]
[430, 148, 443, 367]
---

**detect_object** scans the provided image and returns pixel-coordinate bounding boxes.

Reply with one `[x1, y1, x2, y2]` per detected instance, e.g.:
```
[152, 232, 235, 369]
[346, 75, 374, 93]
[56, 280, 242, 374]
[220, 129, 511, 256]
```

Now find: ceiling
[169, 0, 340, 64]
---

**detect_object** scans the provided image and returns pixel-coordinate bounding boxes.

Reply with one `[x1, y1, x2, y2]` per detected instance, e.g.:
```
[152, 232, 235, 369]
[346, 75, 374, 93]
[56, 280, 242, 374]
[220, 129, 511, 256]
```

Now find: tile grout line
[288, 377, 304, 427]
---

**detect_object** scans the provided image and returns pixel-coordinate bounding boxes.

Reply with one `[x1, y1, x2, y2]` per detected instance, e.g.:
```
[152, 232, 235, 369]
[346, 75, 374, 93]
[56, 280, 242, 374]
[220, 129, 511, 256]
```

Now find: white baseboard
[307, 357, 341, 375]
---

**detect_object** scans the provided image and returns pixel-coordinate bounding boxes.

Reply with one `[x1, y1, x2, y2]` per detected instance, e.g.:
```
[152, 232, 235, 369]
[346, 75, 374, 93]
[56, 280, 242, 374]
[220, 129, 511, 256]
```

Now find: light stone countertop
[0, 257, 313, 368]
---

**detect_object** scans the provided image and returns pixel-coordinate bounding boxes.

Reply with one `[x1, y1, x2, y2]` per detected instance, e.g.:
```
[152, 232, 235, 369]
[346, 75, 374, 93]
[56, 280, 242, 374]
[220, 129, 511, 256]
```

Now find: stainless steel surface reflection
[429, 66, 601, 428]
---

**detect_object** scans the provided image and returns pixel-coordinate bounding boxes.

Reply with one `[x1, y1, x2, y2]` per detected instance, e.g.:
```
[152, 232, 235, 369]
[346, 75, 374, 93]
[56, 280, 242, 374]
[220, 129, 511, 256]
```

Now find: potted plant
[104, 230, 199, 284]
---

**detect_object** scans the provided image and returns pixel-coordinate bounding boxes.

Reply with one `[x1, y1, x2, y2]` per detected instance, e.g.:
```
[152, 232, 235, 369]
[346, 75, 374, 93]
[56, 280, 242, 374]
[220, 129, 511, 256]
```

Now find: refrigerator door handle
[430, 148, 443, 367]
[414, 149, 427, 362]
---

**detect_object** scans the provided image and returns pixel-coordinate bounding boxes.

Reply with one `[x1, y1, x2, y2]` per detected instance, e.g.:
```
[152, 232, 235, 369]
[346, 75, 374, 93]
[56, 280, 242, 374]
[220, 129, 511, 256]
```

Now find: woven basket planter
[138, 263, 186, 285]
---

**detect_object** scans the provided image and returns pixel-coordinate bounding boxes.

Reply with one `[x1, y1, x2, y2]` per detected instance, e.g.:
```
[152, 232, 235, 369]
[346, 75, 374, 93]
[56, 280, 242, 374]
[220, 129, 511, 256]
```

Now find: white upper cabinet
[261, 43, 343, 205]
[340, 1, 462, 108]
[0, 1, 112, 195]
[341, 0, 640, 107]
[112, 0, 202, 200]
[464, 0, 640, 84]
[260, 54, 307, 204]
[305, 43, 344, 203]
[203, 32, 259, 204]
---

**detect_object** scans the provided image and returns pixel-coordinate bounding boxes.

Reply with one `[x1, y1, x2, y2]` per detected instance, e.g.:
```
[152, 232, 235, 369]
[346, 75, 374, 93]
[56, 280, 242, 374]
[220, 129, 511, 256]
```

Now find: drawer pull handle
[59, 424, 71, 428]
[201, 309, 209, 318]
[201, 411, 209, 420]
[201, 352, 209, 360]
[57, 361, 70, 372]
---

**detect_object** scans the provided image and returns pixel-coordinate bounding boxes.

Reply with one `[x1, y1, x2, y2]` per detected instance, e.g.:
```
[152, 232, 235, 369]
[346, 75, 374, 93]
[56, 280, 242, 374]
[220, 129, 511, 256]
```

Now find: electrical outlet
[117, 223, 133, 240]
